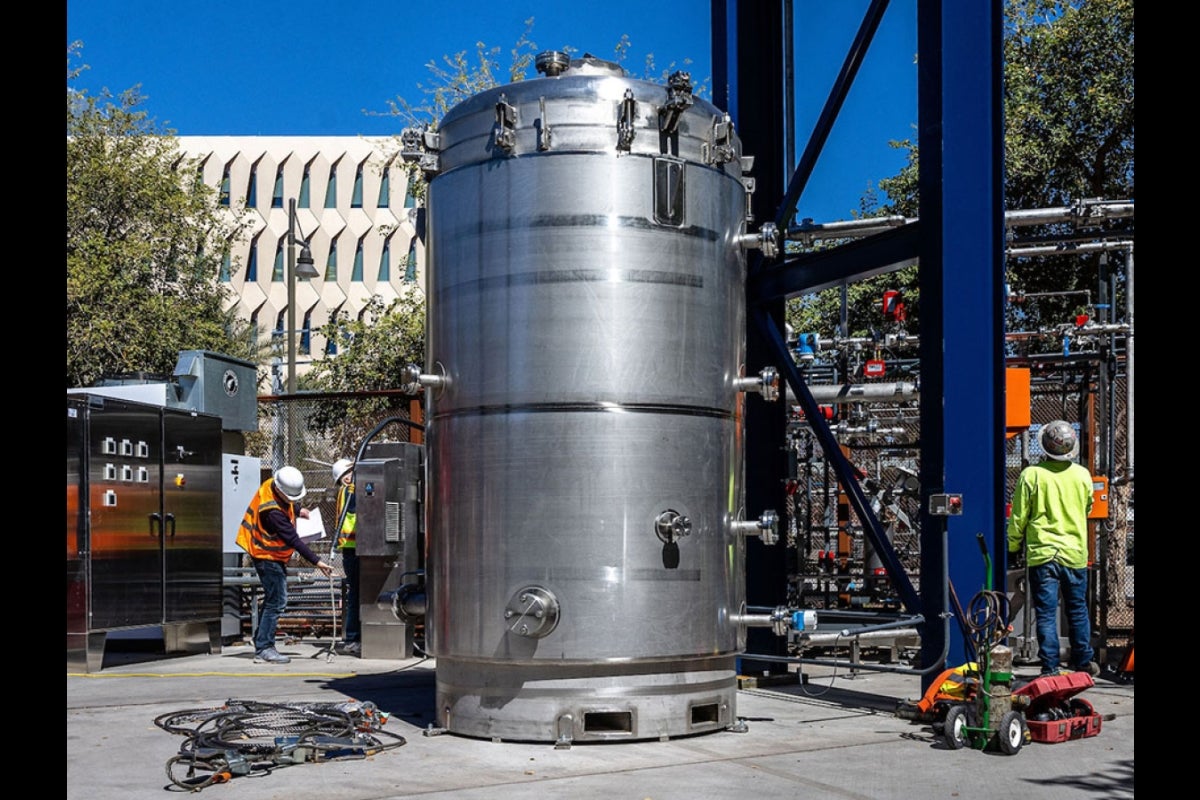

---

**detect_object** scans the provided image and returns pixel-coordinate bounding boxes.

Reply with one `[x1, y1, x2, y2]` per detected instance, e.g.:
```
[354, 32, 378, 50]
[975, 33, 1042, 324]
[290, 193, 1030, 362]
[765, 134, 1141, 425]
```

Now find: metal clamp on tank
[737, 221, 780, 259]
[733, 366, 779, 401]
[658, 71, 694, 135]
[399, 125, 441, 177]
[494, 95, 517, 154]
[731, 509, 779, 545]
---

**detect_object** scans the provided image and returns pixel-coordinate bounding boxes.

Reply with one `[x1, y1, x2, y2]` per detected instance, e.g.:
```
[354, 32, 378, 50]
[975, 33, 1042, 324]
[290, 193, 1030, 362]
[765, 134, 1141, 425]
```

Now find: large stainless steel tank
[408, 52, 767, 744]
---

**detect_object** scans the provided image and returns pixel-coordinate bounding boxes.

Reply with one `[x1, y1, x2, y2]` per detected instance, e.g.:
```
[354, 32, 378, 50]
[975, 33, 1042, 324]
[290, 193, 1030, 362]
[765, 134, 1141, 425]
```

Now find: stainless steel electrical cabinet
[66, 393, 224, 672]
[354, 441, 424, 659]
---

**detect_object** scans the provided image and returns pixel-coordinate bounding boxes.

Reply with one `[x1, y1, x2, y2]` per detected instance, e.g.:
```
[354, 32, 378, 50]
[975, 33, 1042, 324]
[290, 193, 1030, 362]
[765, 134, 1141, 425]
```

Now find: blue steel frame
[715, 0, 1005, 678]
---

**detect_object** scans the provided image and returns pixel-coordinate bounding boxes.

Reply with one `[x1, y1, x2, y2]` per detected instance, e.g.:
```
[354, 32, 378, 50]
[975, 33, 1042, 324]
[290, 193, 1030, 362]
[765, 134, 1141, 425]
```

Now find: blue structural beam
[718, 0, 1007, 685]
[916, 0, 1007, 672]
[714, 0, 791, 674]
[748, 223, 920, 298]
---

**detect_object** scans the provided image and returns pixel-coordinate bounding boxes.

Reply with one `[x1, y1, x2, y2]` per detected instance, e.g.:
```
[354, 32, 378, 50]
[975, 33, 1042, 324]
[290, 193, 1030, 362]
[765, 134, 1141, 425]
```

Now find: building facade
[177, 137, 423, 385]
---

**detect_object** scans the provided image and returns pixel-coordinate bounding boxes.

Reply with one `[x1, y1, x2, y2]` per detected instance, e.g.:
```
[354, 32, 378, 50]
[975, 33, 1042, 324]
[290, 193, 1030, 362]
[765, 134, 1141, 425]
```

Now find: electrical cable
[155, 698, 407, 792]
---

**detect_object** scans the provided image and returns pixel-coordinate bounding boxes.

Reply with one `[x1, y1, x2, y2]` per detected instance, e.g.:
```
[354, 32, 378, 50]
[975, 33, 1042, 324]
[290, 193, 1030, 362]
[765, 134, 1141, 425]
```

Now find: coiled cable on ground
[154, 698, 407, 791]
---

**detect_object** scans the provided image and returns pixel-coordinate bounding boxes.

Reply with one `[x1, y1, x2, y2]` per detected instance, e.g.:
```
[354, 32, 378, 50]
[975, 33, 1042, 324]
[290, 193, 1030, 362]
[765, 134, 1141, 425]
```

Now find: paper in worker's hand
[296, 507, 326, 540]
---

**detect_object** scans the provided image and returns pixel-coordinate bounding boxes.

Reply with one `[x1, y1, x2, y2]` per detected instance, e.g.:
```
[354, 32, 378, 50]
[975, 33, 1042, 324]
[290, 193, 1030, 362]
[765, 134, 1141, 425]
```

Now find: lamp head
[295, 242, 319, 279]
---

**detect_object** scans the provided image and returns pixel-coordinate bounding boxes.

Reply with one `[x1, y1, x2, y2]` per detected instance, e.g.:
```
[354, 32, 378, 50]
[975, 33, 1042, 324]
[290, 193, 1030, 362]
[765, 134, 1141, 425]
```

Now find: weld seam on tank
[432, 268, 710, 299]
[431, 403, 735, 421]
[436, 678, 736, 698]
[430, 211, 724, 241]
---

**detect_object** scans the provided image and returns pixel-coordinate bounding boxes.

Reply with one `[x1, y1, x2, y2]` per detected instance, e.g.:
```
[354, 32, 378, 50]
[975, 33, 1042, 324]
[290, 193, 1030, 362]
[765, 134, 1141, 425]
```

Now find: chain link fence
[786, 355, 1132, 658]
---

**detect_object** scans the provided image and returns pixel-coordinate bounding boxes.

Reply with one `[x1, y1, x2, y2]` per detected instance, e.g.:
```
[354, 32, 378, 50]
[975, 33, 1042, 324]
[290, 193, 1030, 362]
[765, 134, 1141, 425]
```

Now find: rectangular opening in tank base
[690, 702, 721, 727]
[582, 710, 633, 734]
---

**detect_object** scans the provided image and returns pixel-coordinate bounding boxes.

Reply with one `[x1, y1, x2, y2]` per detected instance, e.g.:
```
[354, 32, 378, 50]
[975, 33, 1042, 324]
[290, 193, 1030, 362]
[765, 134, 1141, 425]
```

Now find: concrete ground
[67, 639, 1135, 800]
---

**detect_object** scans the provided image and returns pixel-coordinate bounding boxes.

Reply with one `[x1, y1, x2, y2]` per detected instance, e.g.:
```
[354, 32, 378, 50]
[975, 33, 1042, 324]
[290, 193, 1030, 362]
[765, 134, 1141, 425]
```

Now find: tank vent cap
[536, 50, 572, 77]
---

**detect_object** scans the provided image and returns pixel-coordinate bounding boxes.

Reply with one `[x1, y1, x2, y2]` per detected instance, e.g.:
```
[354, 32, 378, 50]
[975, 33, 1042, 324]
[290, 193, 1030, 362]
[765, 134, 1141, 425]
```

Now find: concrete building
[178, 136, 423, 384]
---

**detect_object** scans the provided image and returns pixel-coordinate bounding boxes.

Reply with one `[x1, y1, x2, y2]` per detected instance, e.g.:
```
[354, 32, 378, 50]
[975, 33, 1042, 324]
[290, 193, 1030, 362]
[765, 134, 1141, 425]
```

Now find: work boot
[1074, 661, 1101, 677]
[254, 647, 291, 664]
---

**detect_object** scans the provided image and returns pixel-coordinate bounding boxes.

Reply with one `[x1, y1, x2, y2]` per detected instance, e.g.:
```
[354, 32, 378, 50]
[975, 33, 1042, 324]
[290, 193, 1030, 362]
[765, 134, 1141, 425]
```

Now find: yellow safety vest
[336, 481, 357, 550]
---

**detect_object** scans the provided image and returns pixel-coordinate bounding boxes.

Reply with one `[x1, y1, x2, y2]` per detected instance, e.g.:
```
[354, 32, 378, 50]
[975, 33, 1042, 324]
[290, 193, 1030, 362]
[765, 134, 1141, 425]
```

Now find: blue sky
[67, 0, 917, 224]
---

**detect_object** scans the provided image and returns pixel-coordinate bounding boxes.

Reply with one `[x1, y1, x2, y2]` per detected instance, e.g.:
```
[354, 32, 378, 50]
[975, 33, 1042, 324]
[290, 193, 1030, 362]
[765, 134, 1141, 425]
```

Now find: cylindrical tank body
[421, 54, 754, 743]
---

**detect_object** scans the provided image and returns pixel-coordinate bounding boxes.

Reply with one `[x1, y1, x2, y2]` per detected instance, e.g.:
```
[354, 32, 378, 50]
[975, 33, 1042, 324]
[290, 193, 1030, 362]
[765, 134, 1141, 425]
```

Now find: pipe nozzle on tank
[737, 221, 780, 259]
[731, 605, 818, 636]
[734, 366, 779, 401]
[402, 363, 450, 394]
[731, 509, 779, 545]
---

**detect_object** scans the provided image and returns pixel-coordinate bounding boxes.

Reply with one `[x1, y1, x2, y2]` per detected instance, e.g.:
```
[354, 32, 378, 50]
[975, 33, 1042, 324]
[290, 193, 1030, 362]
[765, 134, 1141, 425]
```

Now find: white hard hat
[273, 466, 307, 501]
[332, 458, 354, 482]
[1039, 420, 1078, 461]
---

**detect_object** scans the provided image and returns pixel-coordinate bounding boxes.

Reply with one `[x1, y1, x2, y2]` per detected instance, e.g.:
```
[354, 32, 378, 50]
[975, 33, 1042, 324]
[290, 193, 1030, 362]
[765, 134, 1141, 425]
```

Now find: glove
[1006, 550, 1023, 570]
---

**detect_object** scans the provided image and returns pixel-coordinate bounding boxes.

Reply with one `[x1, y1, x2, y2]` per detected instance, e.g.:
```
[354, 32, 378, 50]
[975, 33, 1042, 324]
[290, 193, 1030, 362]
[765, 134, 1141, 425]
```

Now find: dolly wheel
[996, 710, 1028, 755]
[944, 705, 969, 750]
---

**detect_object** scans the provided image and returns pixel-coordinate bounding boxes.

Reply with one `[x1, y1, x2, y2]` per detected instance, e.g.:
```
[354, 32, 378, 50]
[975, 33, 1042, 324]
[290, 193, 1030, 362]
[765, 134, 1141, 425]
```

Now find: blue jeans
[342, 547, 361, 643]
[1029, 561, 1093, 673]
[252, 558, 288, 653]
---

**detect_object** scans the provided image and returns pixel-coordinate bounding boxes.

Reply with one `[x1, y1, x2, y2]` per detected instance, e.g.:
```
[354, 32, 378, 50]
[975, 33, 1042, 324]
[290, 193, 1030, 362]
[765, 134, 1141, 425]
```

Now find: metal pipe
[802, 382, 918, 405]
[1003, 200, 1134, 228]
[1007, 240, 1134, 257]
[799, 627, 920, 646]
[1125, 246, 1134, 481]
[786, 201, 1133, 244]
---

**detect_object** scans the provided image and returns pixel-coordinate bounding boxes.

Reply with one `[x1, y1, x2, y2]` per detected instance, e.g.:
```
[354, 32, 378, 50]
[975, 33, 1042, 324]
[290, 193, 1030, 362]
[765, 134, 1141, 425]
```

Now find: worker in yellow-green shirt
[1006, 420, 1098, 678]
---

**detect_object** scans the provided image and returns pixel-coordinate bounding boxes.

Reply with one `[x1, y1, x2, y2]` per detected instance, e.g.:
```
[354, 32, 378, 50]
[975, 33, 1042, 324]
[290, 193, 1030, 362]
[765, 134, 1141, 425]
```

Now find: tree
[301, 292, 426, 453]
[307, 292, 426, 395]
[66, 42, 253, 389]
[787, 0, 1134, 339]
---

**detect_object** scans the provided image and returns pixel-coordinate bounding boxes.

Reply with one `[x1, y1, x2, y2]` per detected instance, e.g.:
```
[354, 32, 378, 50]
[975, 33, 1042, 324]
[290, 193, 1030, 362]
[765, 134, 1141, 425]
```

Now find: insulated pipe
[798, 628, 920, 647]
[803, 382, 918, 405]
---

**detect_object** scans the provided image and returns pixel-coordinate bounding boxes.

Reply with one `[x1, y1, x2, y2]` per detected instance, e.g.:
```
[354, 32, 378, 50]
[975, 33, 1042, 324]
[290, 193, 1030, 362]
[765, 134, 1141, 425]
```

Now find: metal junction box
[355, 442, 423, 558]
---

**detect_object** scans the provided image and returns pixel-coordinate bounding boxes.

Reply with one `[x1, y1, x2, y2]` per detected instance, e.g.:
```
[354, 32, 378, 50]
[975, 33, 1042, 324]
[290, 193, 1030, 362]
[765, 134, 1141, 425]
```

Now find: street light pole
[284, 198, 318, 466]
[287, 197, 300, 398]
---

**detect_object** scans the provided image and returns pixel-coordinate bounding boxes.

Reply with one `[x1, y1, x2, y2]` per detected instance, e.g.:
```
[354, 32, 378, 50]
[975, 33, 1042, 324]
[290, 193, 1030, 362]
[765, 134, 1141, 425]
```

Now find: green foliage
[303, 292, 426, 445]
[307, 292, 426, 391]
[66, 42, 253, 389]
[1001, 0, 1134, 331]
[787, 0, 1133, 340]
[382, 19, 541, 131]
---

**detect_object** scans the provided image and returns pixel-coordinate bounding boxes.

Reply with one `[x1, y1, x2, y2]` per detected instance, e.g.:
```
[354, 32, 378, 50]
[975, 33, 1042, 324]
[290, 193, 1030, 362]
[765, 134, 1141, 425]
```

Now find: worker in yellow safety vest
[331, 458, 361, 656]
